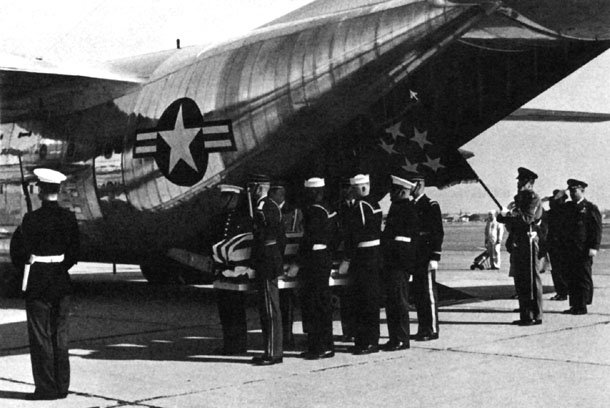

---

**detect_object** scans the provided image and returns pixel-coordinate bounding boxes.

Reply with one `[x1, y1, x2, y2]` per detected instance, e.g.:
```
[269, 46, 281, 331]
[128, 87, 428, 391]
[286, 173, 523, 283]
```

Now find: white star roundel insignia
[134, 98, 236, 186]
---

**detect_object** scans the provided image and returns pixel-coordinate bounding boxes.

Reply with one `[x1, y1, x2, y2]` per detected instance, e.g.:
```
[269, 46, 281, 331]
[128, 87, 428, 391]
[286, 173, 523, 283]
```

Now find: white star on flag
[159, 105, 200, 173]
[384, 122, 405, 141]
[409, 89, 419, 101]
[411, 127, 432, 150]
[422, 155, 445, 172]
[401, 157, 418, 173]
[378, 138, 398, 155]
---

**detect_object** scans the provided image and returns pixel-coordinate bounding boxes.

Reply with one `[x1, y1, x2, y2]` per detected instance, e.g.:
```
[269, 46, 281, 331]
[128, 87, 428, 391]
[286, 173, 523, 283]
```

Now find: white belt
[394, 236, 411, 243]
[358, 239, 380, 248]
[22, 254, 65, 291]
[312, 244, 327, 251]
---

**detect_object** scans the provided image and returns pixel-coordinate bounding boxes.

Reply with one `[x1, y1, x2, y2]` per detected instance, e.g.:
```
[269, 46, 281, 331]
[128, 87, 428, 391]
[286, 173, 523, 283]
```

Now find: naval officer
[498, 167, 544, 326]
[20, 168, 79, 400]
[408, 173, 444, 341]
[381, 175, 417, 351]
[340, 174, 383, 354]
[561, 179, 602, 315]
[248, 174, 285, 365]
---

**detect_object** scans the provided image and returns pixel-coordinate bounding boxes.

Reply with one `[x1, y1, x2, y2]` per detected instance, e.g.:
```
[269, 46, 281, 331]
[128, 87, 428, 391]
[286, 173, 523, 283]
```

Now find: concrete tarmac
[1, 250, 609, 407]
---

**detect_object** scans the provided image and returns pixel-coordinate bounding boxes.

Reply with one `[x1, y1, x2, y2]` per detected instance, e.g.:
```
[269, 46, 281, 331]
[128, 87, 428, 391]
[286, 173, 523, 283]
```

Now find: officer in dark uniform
[20, 168, 79, 400]
[341, 174, 383, 354]
[294, 177, 336, 359]
[209, 184, 250, 355]
[561, 179, 602, 315]
[248, 174, 285, 365]
[335, 177, 357, 342]
[547, 189, 569, 301]
[498, 167, 544, 326]
[408, 173, 444, 341]
[381, 175, 417, 351]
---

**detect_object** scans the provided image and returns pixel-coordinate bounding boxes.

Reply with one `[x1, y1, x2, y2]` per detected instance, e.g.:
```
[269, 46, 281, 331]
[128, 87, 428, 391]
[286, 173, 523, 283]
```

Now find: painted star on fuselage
[422, 155, 445, 172]
[402, 157, 418, 173]
[159, 105, 200, 173]
[384, 122, 405, 141]
[378, 138, 399, 155]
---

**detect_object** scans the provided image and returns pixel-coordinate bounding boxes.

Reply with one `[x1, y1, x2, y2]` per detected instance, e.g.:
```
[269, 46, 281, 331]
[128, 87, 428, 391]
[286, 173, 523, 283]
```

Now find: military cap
[516, 167, 538, 181]
[567, 178, 588, 189]
[247, 173, 270, 184]
[405, 172, 425, 183]
[391, 175, 415, 189]
[350, 174, 370, 185]
[34, 168, 67, 184]
[218, 184, 243, 194]
[304, 177, 325, 188]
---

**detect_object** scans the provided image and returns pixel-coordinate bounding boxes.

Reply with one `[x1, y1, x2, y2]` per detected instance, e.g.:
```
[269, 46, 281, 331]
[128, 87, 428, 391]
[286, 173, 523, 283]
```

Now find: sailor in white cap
[210, 184, 249, 355]
[342, 173, 383, 354]
[380, 175, 417, 351]
[294, 177, 336, 359]
[20, 168, 79, 400]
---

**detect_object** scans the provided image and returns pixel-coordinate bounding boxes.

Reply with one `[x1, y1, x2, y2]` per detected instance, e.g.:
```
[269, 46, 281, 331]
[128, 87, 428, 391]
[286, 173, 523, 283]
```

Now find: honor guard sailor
[248, 174, 285, 365]
[561, 179, 602, 315]
[292, 177, 336, 359]
[381, 175, 417, 351]
[341, 174, 383, 354]
[407, 173, 444, 341]
[209, 184, 250, 355]
[498, 167, 544, 326]
[20, 168, 79, 400]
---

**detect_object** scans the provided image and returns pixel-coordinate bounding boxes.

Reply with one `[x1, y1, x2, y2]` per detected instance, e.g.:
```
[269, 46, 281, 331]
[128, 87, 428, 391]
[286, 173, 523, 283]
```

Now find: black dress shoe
[572, 308, 587, 315]
[415, 333, 439, 342]
[382, 341, 410, 351]
[252, 356, 283, 366]
[562, 308, 575, 314]
[301, 350, 335, 360]
[353, 345, 379, 355]
[519, 319, 542, 326]
[550, 294, 567, 301]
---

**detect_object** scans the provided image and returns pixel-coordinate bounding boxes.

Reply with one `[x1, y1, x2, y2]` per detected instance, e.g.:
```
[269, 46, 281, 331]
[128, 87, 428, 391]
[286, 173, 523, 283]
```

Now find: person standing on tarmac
[208, 184, 250, 355]
[248, 174, 285, 365]
[291, 177, 336, 359]
[381, 175, 417, 351]
[498, 167, 544, 326]
[340, 174, 383, 354]
[20, 168, 79, 400]
[407, 173, 444, 341]
[546, 189, 569, 301]
[484, 210, 504, 270]
[561, 179, 602, 315]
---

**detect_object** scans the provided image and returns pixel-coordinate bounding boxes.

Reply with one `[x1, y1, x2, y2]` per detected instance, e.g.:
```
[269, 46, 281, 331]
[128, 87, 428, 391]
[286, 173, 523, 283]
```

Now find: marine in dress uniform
[341, 174, 383, 354]
[547, 189, 569, 301]
[20, 169, 79, 400]
[380, 175, 417, 351]
[561, 179, 602, 315]
[209, 184, 250, 355]
[248, 174, 285, 365]
[498, 167, 544, 326]
[408, 173, 444, 341]
[295, 177, 336, 359]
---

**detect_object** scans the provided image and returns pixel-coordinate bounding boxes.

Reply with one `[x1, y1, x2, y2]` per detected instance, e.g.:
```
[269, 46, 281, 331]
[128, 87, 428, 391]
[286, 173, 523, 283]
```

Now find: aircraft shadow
[0, 390, 30, 400]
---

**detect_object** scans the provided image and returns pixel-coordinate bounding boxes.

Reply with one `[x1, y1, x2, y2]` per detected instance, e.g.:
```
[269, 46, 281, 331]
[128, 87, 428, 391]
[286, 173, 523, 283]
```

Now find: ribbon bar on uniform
[357, 239, 380, 248]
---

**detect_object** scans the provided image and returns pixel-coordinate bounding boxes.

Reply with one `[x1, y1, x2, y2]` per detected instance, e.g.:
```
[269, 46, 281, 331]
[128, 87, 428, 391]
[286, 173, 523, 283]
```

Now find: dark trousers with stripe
[549, 246, 569, 297]
[351, 247, 381, 349]
[566, 251, 594, 311]
[510, 241, 543, 321]
[384, 268, 410, 344]
[216, 290, 247, 352]
[256, 277, 283, 359]
[412, 264, 439, 336]
[301, 250, 333, 353]
[26, 297, 70, 396]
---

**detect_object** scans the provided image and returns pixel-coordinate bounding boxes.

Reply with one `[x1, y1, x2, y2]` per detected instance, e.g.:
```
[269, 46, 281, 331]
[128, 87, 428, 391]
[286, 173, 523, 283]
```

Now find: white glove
[589, 249, 598, 257]
[285, 263, 299, 278]
[428, 260, 438, 271]
[338, 260, 350, 275]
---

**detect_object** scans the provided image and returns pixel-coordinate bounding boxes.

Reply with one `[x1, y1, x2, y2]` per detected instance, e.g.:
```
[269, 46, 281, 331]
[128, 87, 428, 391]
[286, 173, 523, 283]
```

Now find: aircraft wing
[506, 108, 610, 122]
[0, 52, 146, 123]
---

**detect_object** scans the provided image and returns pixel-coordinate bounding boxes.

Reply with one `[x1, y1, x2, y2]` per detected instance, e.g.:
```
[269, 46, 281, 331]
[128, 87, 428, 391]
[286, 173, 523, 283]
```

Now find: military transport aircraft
[1, 0, 610, 293]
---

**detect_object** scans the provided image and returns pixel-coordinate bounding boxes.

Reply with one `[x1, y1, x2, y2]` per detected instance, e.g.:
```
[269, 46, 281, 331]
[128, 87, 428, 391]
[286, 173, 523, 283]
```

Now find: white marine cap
[218, 184, 243, 194]
[349, 174, 370, 185]
[391, 175, 415, 189]
[33, 168, 67, 184]
[304, 177, 325, 188]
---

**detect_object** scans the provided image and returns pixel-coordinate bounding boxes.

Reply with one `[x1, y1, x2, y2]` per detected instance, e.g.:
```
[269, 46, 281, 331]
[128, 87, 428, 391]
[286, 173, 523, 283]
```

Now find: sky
[1, 0, 609, 214]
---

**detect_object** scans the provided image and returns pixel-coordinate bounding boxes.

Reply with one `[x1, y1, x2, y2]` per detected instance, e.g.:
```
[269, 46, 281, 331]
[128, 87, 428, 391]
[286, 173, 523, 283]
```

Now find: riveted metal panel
[288, 29, 314, 108]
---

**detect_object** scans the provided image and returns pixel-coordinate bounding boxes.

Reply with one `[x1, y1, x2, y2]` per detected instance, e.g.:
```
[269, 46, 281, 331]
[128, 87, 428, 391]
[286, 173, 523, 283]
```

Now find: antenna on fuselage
[176, 39, 181, 49]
